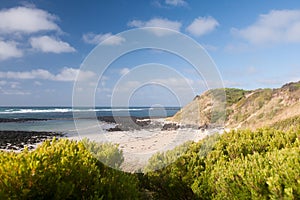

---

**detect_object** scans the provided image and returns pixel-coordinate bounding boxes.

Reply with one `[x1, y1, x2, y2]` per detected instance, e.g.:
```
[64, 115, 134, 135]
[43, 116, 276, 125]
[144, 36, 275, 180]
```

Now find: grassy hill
[168, 81, 300, 129]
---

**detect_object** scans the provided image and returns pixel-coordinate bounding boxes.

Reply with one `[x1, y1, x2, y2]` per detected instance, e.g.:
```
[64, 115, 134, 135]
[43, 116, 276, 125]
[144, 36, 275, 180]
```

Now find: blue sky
[0, 0, 300, 106]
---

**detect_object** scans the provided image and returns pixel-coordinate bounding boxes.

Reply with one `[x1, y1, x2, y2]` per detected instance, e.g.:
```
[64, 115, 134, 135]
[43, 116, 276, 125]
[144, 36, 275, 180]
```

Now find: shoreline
[0, 130, 64, 151]
[0, 117, 222, 171]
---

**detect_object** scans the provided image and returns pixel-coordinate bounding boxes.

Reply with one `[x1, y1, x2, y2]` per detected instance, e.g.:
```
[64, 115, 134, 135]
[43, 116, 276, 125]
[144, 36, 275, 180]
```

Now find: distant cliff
[168, 81, 300, 129]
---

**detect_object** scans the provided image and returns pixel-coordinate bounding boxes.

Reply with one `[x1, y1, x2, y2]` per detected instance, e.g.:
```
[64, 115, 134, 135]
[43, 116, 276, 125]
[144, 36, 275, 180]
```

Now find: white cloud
[128, 18, 182, 36]
[0, 40, 23, 60]
[120, 68, 130, 76]
[54, 67, 96, 81]
[1, 69, 53, 79]
[54, 68, 80, 81]
[165, 0, 187, 6]
[234, 9, 300, 44]
[0, 6, 59, 34]
[128, 20, 143, 27]
[186, 16, 219, 37]
[30, 36, 75, 53]
[0, 67, 96, 82]
[0, 6, 77, 60]
[82, 32, 125, 45]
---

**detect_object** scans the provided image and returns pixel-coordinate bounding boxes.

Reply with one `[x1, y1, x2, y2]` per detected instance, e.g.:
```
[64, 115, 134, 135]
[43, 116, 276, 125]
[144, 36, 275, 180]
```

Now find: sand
[68, 126, 216, 172]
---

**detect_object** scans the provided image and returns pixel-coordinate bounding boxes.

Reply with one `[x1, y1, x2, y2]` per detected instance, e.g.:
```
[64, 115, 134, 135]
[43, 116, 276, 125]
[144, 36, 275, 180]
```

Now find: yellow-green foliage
[1, 127, 299, 199]
[0, 138, 140, 200]
[203, 147, 300, 200]
[82, 138, 124, 169]
[144, 141, 192, 173]
[144, 128, 300, 199]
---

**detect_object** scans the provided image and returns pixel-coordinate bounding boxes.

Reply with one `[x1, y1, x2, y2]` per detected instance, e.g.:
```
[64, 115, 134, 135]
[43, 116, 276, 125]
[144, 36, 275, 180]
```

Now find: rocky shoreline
[0, 131, 64, 151]
[98, 116, 160, 131]
[0, 118, 49, 123]
[0, 116, 215, 152]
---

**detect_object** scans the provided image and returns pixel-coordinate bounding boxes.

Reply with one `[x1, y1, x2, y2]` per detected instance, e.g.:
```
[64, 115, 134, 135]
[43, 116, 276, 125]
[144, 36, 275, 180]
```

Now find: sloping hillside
[168, 81, 300, 129]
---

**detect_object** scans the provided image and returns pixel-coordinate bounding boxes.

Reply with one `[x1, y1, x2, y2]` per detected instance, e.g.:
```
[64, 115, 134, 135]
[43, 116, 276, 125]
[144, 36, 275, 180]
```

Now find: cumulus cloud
[0, 69, 53, 80]
[0, 67, 96, 82]
[186, 16, 219, 37]
[30, 36, 75, 53]
[82, 32, 125, 45]
[120, 68, 130, 76]
[0, 6, 76, 60]
[0, 40, 23, 60]
[233, 9, 300, 44]
[128, 18, 182, 36]
[54, 68, 96, 81]
[0, 6, 59, 34]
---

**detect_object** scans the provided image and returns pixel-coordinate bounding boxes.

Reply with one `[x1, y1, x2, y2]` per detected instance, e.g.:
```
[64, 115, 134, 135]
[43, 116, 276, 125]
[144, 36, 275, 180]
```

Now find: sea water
[0, 107, 180, 133]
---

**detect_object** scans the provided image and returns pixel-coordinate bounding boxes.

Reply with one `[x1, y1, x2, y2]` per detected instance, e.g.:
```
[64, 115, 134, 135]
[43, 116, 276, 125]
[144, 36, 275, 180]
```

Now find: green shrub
[202, 147, 300, 199]
[144, 141, 192, 173]
[143, 128, 300, 199]
[0, 138, 140, 200]
[1, 127, 300, 199]
[81, 138, 124, 169]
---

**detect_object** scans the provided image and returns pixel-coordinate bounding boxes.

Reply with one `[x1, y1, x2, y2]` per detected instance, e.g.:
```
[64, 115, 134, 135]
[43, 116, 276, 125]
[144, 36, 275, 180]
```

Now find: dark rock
[0, 131, 64, 151]
[198, 123, 208, 130]
[99, 116, 153, 131]
[107, 126, 123, 132]
[135, 119, 151, 127]
[181, 124, 199, 129]
[161, 123, 180, 131]
[0, 118, 49, 123]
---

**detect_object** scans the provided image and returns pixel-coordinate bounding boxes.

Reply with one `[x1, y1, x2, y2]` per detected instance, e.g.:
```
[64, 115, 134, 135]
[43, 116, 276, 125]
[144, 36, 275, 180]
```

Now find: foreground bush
[0, 138, 140, 199]
[1, 127, 299, 199]
[144, 128, 300, 199]
[200, 147, 300, 199]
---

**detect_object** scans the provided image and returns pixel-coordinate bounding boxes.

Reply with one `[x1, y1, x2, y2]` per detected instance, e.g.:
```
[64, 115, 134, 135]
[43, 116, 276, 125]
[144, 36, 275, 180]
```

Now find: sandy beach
[67, 120, 216, 172]
[0, 114, 221, 172]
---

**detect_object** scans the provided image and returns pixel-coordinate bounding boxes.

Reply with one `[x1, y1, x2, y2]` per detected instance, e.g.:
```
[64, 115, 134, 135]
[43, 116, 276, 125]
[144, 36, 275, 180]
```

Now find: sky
[0, 0, 300, 107]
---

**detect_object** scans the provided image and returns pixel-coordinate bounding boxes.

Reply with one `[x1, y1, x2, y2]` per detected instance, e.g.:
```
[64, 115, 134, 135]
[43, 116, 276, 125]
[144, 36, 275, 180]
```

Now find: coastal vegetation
[144, 127, 300, 199]
[1, 125, 299, 199]
[0, 139, 140, 199]
[169, 81, 300, 130]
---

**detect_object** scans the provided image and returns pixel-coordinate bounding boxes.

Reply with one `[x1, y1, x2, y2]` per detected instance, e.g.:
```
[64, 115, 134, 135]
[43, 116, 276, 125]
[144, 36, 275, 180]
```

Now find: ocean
[0, 107, 180, 133]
